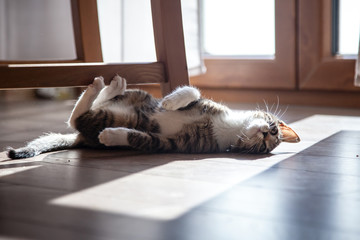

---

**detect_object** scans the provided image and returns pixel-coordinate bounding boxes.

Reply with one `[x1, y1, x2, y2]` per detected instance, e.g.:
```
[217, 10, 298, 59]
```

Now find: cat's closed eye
[270, 126, 278, 135]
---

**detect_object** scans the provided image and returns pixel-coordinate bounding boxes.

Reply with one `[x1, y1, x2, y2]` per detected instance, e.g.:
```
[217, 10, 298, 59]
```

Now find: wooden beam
[151, 0, 189, 95]
[0, 62, 165, 89]
[71, 0, 103, 62]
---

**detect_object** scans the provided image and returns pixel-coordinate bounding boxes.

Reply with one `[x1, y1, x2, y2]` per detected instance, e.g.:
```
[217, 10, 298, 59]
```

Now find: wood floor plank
[0, 218, 107, 240]
[0, 184, 159, 240]
[196, 185, 360, 234]
[1, 99, 360, 239]
[274, 155, 360, 177]
[172, 206, 360, 240]
[0, 161, 130, 191]
[242, 167, 359, 195]
[297, 131, 360, 159]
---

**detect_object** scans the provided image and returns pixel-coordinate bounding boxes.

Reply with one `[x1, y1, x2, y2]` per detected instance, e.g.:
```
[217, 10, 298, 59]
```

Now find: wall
[0, 0, 76, 61]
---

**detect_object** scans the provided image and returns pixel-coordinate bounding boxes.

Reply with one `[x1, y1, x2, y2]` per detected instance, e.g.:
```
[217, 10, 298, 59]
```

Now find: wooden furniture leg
[0, 0, 189, 96]
[151, 0, 190, 95]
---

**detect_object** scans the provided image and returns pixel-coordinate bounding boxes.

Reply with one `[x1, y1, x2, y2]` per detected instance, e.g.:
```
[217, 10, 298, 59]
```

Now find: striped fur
[7, 75, 294, 159]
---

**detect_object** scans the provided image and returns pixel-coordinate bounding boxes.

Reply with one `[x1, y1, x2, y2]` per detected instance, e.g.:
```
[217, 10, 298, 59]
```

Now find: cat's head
[232, 111, 300, 154]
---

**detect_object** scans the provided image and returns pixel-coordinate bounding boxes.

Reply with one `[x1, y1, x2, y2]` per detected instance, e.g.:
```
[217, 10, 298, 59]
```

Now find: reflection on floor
[0, 99, 360, 240]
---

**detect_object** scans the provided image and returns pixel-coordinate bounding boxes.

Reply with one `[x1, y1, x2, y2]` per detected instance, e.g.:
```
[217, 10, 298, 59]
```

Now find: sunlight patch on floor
[0, 152, 53, 177]
[0, 165, 41, 177]
[49, 114, 360, 220]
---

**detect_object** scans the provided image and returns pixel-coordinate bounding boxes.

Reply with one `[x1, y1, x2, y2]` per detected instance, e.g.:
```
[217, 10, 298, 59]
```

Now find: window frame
[191, 0, 296, 90]
[298, 0, 359, 91]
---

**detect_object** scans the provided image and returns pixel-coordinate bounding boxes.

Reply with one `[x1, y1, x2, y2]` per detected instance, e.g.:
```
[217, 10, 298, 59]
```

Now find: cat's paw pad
[109, 75, 127, 95]
[99, 127, 129, 146]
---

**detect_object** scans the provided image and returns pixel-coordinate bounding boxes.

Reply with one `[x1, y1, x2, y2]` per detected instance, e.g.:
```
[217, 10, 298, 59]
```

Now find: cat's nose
[263, 132, 268, 138]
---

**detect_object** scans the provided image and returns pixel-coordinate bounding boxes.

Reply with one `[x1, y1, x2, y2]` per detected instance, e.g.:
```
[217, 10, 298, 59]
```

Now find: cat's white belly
[212, 113, 245, 151]
[106, 104, 134, 115]
[152, 111, 202, 136]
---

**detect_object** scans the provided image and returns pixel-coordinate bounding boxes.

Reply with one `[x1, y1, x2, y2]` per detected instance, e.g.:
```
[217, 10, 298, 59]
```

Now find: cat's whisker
[269, 102, 275, 113]
[274, 105, 282, 118]
[275, 108, 282, 119]
[240, 130, 250, 140]
[274, 96, 280, 116]
[236, 134, 245, 141]
[263, 99, 270, 113]
[278, 105, 289, 120]
[256, 103, 262, 112]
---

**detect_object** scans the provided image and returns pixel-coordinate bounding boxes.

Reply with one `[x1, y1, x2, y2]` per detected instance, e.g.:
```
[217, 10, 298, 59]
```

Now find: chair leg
[151, 0, 189, 96]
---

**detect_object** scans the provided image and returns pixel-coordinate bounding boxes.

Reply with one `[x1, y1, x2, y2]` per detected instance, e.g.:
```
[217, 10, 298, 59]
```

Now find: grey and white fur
[7, 75, 300, 159]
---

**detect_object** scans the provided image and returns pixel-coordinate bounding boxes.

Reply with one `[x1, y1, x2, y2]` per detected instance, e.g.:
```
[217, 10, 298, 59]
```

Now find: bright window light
[202, 0, 275, 56]
[338, 0, 360, 55]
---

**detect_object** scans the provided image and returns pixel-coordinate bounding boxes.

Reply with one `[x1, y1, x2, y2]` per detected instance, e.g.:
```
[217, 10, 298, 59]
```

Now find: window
[195, 0, 360, 95]
[192, 0, 296, 90]
[336, 0, 360, 56]
[202, 0, 275, 57]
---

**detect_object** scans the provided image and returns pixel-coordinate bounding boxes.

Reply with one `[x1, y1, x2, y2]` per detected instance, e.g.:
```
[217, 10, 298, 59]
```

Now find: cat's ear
[279, 121, 300, 143]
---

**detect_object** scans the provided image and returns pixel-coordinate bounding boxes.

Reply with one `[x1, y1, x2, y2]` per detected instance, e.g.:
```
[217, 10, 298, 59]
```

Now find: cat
[7, 75, 300, 159]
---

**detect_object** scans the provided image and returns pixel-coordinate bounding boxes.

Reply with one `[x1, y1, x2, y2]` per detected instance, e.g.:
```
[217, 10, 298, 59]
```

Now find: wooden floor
[1, 99, 360, 240]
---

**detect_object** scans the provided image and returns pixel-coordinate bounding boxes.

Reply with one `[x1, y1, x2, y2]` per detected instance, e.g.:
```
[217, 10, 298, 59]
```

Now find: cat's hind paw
[161, 97, 180, 111]
[161, 86, 200, 111]
[99, 127, 129, 146]
[109, 75, 127, 95]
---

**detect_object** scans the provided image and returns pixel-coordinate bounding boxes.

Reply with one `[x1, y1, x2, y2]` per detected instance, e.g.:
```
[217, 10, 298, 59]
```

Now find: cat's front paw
[246, 119, 269, 139]
[109, 75, 127, 95]
[99, 127, 129, 146]
[87, 76, 105, 96]
[93, 76, 105, 90]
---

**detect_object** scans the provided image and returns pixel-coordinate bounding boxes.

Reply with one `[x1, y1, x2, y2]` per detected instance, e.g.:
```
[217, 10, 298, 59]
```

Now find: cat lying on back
[7, 75, 300, 159]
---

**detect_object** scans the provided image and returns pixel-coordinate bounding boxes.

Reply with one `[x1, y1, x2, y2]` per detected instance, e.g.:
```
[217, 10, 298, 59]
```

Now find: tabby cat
[7, 75, 300, 159]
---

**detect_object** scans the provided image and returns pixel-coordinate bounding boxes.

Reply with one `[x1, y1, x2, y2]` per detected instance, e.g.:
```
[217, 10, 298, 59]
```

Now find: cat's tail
[7, 133, 80, 159]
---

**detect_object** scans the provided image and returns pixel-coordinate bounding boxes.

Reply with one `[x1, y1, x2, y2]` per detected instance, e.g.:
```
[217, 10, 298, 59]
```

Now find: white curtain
[0, 0, 76, 61]
[181, 0, 206, 76]
[355, 37, 360, 86]
[97, 0, 205, 76]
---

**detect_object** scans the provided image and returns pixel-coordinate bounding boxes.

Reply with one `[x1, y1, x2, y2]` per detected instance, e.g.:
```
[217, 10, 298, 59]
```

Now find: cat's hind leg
[98, 127, 132, 147]
[91, 75, 127, 109]
[68, 76, 105, 129]
[99, 127, 173, 152]
[161, 86, 201, 111]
